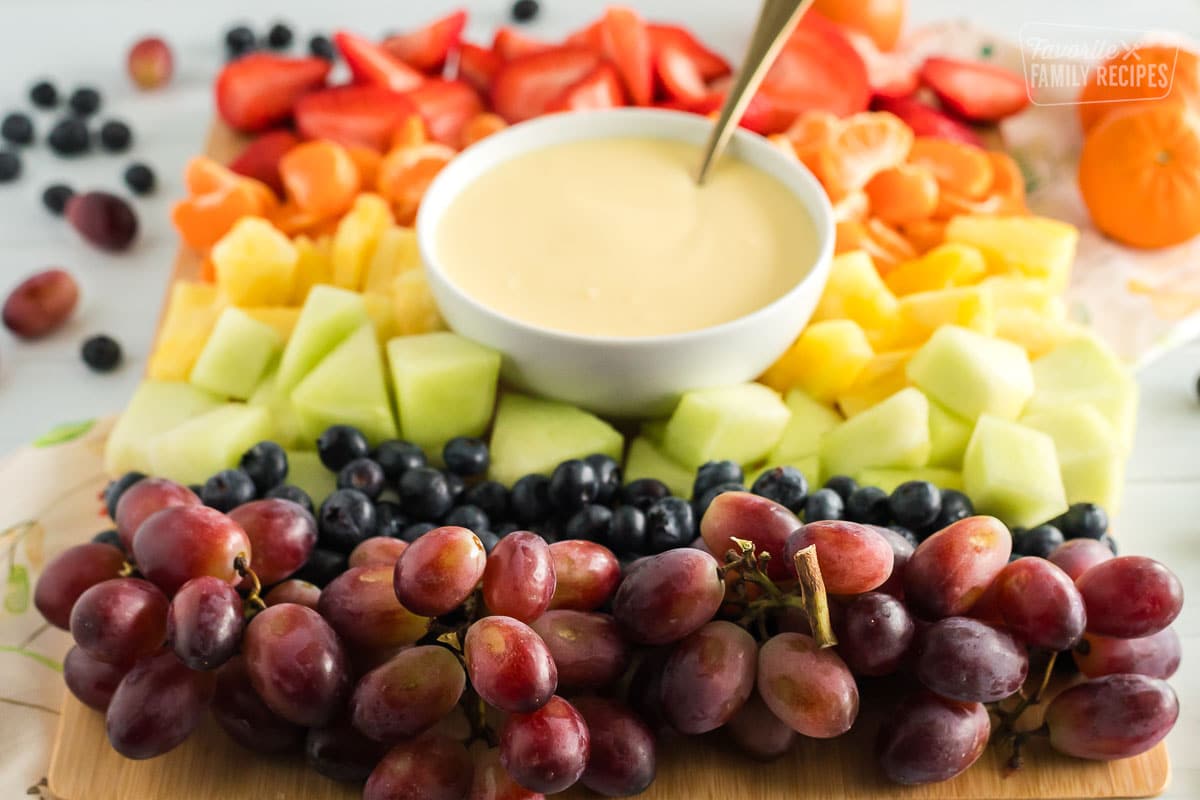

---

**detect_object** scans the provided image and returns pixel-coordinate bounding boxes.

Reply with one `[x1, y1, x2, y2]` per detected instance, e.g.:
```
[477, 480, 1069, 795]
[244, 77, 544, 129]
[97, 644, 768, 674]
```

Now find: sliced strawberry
[648, 24, 731, 82]
[493, 27, 553, 60]
[565, 20, 604, 52]
[655, 39, 708, 104]
[759, 13, 870, 126]
[228, 130, 298, 195]
[491, 47, 602, 123]
[335, 30, 425, 92]
[841, 28, 918, 100]
[599, 7, 654, 106]
[404, 79, 483, 147]
[871, 95, 984, 147]
[381, 10, 468, 74]
[548, 63, 626, 112]
[665, 87, 781, 136]
[294, 85, 417, 151]
[919, 56, 1030, 122]
[214, 54, 330, 133]
[457, 43, 502, 94]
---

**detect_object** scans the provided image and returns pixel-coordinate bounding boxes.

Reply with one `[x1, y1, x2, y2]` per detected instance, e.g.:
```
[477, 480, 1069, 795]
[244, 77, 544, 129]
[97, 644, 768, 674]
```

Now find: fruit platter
[0, 2, 1193, 799]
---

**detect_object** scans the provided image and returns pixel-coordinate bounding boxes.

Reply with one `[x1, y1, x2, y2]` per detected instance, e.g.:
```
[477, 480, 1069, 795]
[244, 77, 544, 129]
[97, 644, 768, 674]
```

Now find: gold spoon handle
[696, 0, 816, 185]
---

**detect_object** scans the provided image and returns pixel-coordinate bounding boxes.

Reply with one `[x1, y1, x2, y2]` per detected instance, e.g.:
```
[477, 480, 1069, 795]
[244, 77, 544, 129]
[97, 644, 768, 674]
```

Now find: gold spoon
[696, 0, 816, 185]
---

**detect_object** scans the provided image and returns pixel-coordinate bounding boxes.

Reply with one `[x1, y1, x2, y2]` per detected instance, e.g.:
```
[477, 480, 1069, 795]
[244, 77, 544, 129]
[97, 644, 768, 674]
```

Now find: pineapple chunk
[890, 286, 995, 349]
[243, 306, 301, 340]
[291, 235, 333, 305]
[364, 226, 422, 294]
[884, 243, 987, 296]
[363, 291, 397, 342]
[393, 270, 446, 336]
[761, 319, 874, 402]
[331, 193, 394, 291]
[811, 251, 900, 346]
[148, 282, 226, 381]
[995, 307, 1080, 359]
[835, 349, 913, 418]
[211, 217, 298, 306]
[979, 275, 1058, 316]
[946, 215, 1079, 293]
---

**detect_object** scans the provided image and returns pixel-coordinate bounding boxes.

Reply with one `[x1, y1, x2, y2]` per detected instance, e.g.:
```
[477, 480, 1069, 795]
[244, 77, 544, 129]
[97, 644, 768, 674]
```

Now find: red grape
[132, 505, 251, 595]
[70, 577, 168, 665]
[904, 516, 1011, 619]
[611, 548, 724, 645]
[318, 565, 430, 649]
[167, 576, 244, 670]
[785, 520, 894, 595]
[350, 645, 466, 743]
[349, 537, 408, 568]
[306, 715, 389, 784]
[626, 648, 670, 733]
[573, 696, 656, 797]
[114, 477, 199, 552]
[660, 620, 756, 734]
[836, 591, 915, 677]
[500, 695, 590, 794]
[243, 603, 350, 727]
[992, 557, 1086, 650]
[1048, 538, 1113, 581]
[727, 690, 797, 761]
[34, 542, 125, 629]
[229, 499, 317, 585]
[128, 36, 173, 89]
[1046, 674, 1178, 760]
[1074, 628, 1182, 680]
[876, 690, 990, 784]
[465, 615, 557, 713]
[1076, 556, 1183, 639]
[63, 645, 130, 711]
[365, 733, 475, 800]
[212, 656, 304, 754]
[700, 491, 800, 579]
[2, 268, 78, 339]
[869, 525, 914, 598]
[757, 632, 858, 738]
[264, 578, 321, 609]
[469, 747, 542, 800]
[105, 650, 215, 759]
[483, 532, 556, 621]
[547, 540, 621, 612]
[530, 610, 629, 692]
[393, 525, 486, 617]
[66, 191, 139, 252]
[915, 617, 1027, 703]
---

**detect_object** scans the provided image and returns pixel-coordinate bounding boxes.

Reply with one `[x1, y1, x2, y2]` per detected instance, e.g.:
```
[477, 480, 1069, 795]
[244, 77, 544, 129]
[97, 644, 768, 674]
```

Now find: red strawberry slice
[565, 20, 604, 52]
[491, 47, 603, 123]
[405, 79, 483, 147]
[872, 94, 984, 147]
[760, 12, 870, 125]
[599, 7, 654, 106]
[381, 10, 468, 74]
[228, 130, 298, 195]
[675, 88, 781, 136]
[648, 24, 731, 82]
[655, 39, 709, 104]
[919, 56, 1030, 122]
[295, 85, 417, 151]
[841, 28, 918, 100]
[335, 30, 425, 93]
[493, 27, 553, 61]
[548, 63, 627, 112]
[457, 43, 502, 94]
[215, 54, 330, 133]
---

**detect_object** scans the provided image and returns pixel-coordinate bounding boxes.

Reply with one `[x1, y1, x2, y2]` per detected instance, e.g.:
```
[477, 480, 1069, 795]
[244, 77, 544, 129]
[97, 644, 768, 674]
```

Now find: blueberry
[646, 497, 695, 553]
[444, 504, 490, 533]
[92, 528, 123, 551]
[202, 469, 257, 512]
[318, 488, 377, 553]
[398, 467, 454, 520]
[494, 521, 522, 537]
[693, 461, 743, 500]
[693, 482, 744, 520]
[888, 524, 919, 548]
[443, 471, 465, 502]
[374, 500, 409, 539]
[225, 25, 257, 57]
[309, 34, 335, 60]
[621, 478, 671, 512]
[804, 488, 843, 522]
[889, 481, 941, 530]
[188, 484, 205, 497]
[823, 475, 858, 502]
[29, 80, 58, 109]
[608, 506, 648, 555]
[443, 436, 489, 477]
[68, 87, 101, 116]
[1057, 503, 1108, 540]
[478, 530, 501, 554]
[564, 504, 613, 543]
[317, 425, 370, 471]
[535, 517, 563, 544]
[511, 474, 552, 523]
[401, 522, 438, 543]
[42, 183, 74, 215]
[294, 547, 348, 588]
[1, 113, 33, 145]
[1100, 533, 1118, 555]
[267, 22, 294, 50]
[265, 484, 313, 514]
[123, 162, 156, 195]
[47, 118, 89, 156]
[103, 471, 145, 520]
[461, 480, 509, 522]
[751, 466, 808, 513]
[577, 454, 619, 506]
[932, 489, 974, 531]
[549, 459, 599, 512]
[335, 458, 385, 500]
[0, 150, 20, 182]
[512, 0, 540, 22]
[373, 439, 426, 481]
[79, 333, 122, 373]
[1017, 524, 1065, 559]
[240, 441, 289, 494]
[845, 485, 890, 526]
[98, 120, 132, 152]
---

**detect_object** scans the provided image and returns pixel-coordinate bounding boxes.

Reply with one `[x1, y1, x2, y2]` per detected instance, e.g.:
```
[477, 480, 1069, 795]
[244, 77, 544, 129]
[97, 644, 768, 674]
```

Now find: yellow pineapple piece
[946, 215, 1079, 294]
[148, 282, 226, 381]
[979, 275, 1059, 316]
[291, 235, 333, 305]
[331, 193, 394, 291]
[392, 270, 446, 336]
[364, 226, 422, 294]
[211, 217, 298, 307]
[835, 349, 915, 418]
[761, 319, 874, 402]
[811, 251, 900, 348]
[890, 286, 996, 349]
[884, 243, 987, 296]
[995, 307, 1082, 359]
[242, 306, 302, 340]
[363, 292, 398, 342]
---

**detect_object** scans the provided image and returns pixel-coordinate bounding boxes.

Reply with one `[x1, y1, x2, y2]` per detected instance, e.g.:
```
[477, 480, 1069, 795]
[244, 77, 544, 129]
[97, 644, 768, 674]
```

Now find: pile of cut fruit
[32, 3, 1187, 800]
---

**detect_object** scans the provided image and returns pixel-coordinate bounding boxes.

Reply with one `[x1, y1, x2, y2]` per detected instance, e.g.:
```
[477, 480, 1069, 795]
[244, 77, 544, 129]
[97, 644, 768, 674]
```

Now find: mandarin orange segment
[816, 111, 913, 197]
[864, 218, 918, 273]
[377, 143, 456, 226]
[347, 145, 383, 190]
[908, 137, 994, 199]
[899, 219, 948, 254]
[864, 163, 938, 225]
[392, 114, 430, 150]
[785, 109, 842, 172]
[832, 190, 870, 223]
[184, 157, 242, 195]
[933, 190, 1007, 220]
[171, 182, 265, 251]
[269, 201, 328, 238]
[461, 113, 509, 148]
[279, 140, 361, 219]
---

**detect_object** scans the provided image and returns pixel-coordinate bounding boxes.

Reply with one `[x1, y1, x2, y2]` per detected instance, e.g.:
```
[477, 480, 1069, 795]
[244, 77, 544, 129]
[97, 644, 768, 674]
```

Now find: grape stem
[993, 650, 1059, 770]
[233, 554, 266, 613]
[721, 538, 837, 648]
[792, 546, 837, 649]
[117, 560, 136, 578]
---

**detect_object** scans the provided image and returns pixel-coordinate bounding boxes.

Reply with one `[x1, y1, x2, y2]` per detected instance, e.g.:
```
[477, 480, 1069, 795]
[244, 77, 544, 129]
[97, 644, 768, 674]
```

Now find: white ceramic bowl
[416, 108, 834, 418]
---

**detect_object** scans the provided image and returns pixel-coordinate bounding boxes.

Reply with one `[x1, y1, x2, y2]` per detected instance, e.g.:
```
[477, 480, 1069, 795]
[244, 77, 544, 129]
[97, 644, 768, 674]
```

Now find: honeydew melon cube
[489, 394, 623, 487]
[104, 381, 223, 475]
[290, 235, 333, 305]
[927, 399, 973, 469]
[147, 404, 274, 486]
[189, 308, 283, 400]
[856, 467, 963, 493]
[768, 389, 843, 462]
[364, 226, 421, 294]
[624, 437, 694, 498]
[907, 325, 1034, 421]
[640, 419, 668, 445]
[890, 286, 996, 349]
[945, 215, 1079, 294]
[884, 243, 987, 296]
[662, 383, 791, 470]
[248, 366, 303, 449]
[285, 450, 337, 507]
[761, 320, 874, 403]
[387, 332, 502, 455]
[747, 455, 822, 492]
[211, 217, 298, 307]
[331, 193, 394, 291]
[276, 285, 369, 394]
[835, 350, 913, 418]
[1027, 334, 1138, 452]
[819, 387, 930, 478]
[242, 307, 301, 341]
[147, 282, 226, 381]
[962, 415, 1068, 528]
[292, 324, 398, 445]
[393, 270, 446, 336]
[1020, 405, 1124, 513]
[811, 251, 900, 345]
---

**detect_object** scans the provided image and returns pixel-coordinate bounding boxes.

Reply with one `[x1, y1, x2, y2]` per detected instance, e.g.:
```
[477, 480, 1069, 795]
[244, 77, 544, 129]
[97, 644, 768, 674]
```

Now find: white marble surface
[0, 1, 1196, 796]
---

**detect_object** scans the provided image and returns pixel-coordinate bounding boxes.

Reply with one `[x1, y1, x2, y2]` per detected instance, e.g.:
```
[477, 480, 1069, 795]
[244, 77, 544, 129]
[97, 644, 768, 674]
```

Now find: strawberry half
[335, 30, 425, 93]
[842, 28, 918, 100]
[405, 79, 484, 147]
[871, 94, 984, 147]
[565, 20, 604, 51]
[676, 88, 781, 136]
[295, 85, 417, 151]
[919, 57, 1030, 122]
[228, 130, 298, 195]
[457, 43, 502, 94]
[215, 54, 330, 133]
[493, 27, 553, 61]
[491, 47, 603, 123]
[648, 24, 731, 82]
[655, 39, 709, 104]
[599, 6, 654, 106]
[382, 10, 468, 74]
[760, 13, 870, 124]
[548, 63, 627, 112]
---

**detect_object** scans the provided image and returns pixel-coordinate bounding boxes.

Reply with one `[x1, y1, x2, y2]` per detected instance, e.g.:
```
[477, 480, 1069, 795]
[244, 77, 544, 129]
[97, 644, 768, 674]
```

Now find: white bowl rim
[416, 107, 836, 350]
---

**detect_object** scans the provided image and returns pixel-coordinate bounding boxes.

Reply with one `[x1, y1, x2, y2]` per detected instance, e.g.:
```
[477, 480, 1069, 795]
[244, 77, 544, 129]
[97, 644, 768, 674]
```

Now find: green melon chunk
[963, 414, 1068, 529]
[284, 450, 337, 507]
[387, 332, 502, 456]
[1028, 334, 1138, 452]
[640, 419, 668, 445]
[856, 467, 964, 494]
[623, 436, 694, 498]
[927, 399, 973, 469]
[746, 455, 822, 492]
[248, 364, 304, 449]
[189, 307, 283, 400]
[768, 388, 843, 463]
[819, 387, 930, 478]
[907, 325, 1034, 421]
[276, 285, 369, 394]
[104, 381, 224, 475]
[489, 394, 623, 487]
[147, 404, 273, 486]
[663, 383, 791, 470]
[292, 324, 398, 446]
[1020, 405, 1124, 514]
